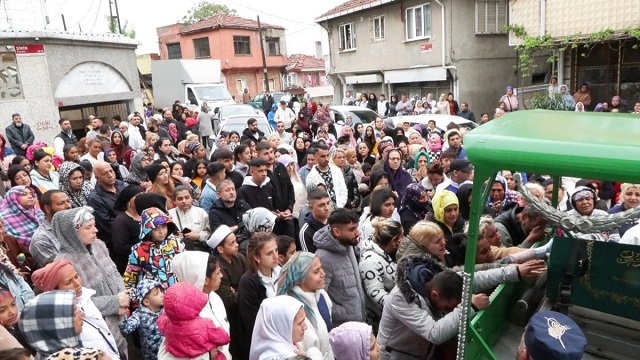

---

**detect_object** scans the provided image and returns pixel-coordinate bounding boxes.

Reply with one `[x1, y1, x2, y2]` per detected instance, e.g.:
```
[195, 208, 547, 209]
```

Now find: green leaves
[181, 1, 236, 24]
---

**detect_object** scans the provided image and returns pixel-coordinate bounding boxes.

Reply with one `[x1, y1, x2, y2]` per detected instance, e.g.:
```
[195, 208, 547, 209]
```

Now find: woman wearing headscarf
[250, 295, 323, 360]
[0, 260, 34, 312]
[339, 124, 357, 149]
[31, 260, 121, 360]
[408, 150, 429, 184]
[296, 112, 311, 135]
[123, 152, 152, 190]
[53, 207, 130, 356]
[329, 322, 382, 360]
[293, 137, 307, 167]
[383, 149, 414, 200]
[277, 154, 306, 220]
[111, 185, 143, 274]
[574, 102, 586, 112]
[104, 148, 129, 180]
[428, 190, 466, 267]
[166, 251, 231, 359]
[398, 183, 432, 234]
[58, 161, 92, 208]
[277, 252, 334, 359]
[486, 175, 521, 217]
[0, 186, 44, 248]
[559, 84, 576, 109]
[426, 133, 443, 164]
[19, 291, 105, 360]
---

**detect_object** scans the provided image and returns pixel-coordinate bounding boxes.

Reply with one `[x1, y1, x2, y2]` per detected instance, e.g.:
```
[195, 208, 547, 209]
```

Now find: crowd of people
[3, 84, 633, 360]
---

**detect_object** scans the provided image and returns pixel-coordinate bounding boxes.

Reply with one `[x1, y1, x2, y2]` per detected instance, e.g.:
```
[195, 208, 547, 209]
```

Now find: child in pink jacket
[157, 282, 230, 360]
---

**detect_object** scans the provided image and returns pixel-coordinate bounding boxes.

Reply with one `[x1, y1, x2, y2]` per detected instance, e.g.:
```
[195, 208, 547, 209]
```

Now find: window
[233, 36, 251, 55]
[405, 4, 431, 41]
[262, 79, 275, 92]
[187, 88, 198, 106]
[193, 37, 210, 58]
[373, 16, 385, 41]
[266, 37, 281, 56]
[236, 79, 247, 95]
[285, 74, 297, 88]
[339, 23, 356, 51]
[475, 0, 508, 34]
[166, 43, 182, 59]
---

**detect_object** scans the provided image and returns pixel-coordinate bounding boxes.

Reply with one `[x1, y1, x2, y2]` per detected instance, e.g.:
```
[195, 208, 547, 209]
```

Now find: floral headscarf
[0, 186, 44, 247]
[399, 183, 430, 219]
[242, 207, 276, 234]
[58, 161, 92, 208]
[487, 175, 521, 207]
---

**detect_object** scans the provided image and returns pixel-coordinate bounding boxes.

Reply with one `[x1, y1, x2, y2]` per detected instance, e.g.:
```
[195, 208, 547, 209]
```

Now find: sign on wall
[420, 43, 433, 52]
[54, 61, 132, 99]
[15, 44, 45, 55]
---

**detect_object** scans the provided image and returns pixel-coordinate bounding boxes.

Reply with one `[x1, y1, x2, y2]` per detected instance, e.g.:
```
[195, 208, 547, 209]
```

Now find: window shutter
[496, 0, 507, 33]
[486, 1, 497, 33]
[475, 0, 486, 33]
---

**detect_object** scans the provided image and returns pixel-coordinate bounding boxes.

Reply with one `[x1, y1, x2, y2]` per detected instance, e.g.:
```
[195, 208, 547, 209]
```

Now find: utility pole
[257, 16, 269, 92]
[109, 0, 122, 34]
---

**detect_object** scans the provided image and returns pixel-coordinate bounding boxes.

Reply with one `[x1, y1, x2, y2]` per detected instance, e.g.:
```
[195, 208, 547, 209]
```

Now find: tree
[181, 1, 236, 24]
[107, 17, 136, 39]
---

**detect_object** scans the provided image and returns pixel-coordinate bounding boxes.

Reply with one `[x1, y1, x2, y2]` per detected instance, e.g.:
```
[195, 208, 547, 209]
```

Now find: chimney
[315, 41, 322, 59]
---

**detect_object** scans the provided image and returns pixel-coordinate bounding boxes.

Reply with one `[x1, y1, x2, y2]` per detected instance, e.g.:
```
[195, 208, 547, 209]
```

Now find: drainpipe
[434, 0, 446, 67]
[558, 49, 565, 85]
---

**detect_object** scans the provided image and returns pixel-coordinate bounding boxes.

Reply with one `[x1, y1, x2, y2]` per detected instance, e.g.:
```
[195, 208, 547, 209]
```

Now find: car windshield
[222, 121, 271, 135]
[345, 110, 378, 124]
[193, 86, 232, 101]
[220, 106, 257, 119]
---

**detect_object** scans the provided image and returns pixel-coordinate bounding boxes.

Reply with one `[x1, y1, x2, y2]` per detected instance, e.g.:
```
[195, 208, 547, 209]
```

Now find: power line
[226, 1, 316, 26]
[71, 0, 97, 28]
[285, 24, 317, 36]
[89, 0, 103, 32]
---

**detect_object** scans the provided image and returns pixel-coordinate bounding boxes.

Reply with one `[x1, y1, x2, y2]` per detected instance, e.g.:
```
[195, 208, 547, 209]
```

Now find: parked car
[388, 114, 478, 133]
[213, 104, 264, 133]
[329, 105, 380, 135]
[248, 92, 285, 110]
[209, 115, 274, 156]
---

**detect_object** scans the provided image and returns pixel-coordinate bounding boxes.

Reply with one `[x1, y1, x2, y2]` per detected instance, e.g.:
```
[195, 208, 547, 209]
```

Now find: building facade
[316, 0, 518, 116]
[509, 0, 640, 109]
[0, 30, 142, 142]
[284, 53, 332, 103]
[157, 15, 288, 102]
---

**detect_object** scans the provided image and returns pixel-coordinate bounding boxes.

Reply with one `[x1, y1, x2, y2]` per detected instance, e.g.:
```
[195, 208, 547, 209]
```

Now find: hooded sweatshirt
[123, 207, 185, 289]
[119, 280, 164, 360]
[237, 176, 275, 210]
[158, 282, 230, 359]
[19, 291, 80, 360]
[171, 251, 231, 359]
[313, 226, 366, 326]
[53, 208, 127, 355]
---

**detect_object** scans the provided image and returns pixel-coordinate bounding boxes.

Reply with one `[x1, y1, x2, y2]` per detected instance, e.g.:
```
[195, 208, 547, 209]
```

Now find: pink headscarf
[339, 126, 357, 149]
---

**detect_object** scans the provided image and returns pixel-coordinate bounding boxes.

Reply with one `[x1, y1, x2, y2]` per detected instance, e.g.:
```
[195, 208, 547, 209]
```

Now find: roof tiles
[180, 14, 284, 34]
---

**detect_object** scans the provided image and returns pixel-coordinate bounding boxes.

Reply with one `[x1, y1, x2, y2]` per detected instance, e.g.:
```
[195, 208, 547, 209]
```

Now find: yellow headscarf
[432, 190, 459, 226]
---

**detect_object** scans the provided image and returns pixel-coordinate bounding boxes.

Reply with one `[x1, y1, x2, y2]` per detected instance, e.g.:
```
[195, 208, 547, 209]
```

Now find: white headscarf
[250, 295, 304, 360]
[172, 251, 209, 291]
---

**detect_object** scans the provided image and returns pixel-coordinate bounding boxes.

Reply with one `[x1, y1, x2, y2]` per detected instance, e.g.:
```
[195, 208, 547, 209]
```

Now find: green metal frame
[461, 109, 640, 359]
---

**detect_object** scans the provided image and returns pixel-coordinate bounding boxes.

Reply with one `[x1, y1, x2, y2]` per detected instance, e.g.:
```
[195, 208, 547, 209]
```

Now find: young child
[0, 286, 29, 350]
[157, 282, 230, 360]
[123, 207, 185, 289]
[276, 235, 296, 267]
[119, 280, 165, 360]
[208, 225, 248, 359]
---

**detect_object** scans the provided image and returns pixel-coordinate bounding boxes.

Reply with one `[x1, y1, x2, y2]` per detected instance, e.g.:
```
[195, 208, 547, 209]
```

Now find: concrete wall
[323, 0, 445, 74]
[0, 35, 142, 143]
[0, 52, 60, 143]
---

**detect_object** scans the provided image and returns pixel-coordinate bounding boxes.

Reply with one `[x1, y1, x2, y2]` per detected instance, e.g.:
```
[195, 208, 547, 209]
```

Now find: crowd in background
[1, 80, 634, 359]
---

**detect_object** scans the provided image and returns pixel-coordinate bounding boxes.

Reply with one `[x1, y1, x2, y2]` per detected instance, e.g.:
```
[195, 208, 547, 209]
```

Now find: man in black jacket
[5, 113, 34, 156]
[237, 157, 275, 210]
[240, 118, 265, 143]
[87, 162, 126, 254]
[256, 142, 296, 237]
[299, 189, 331, 252]
[209, 179, 251, 232]
[261, 90, 274, 115]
